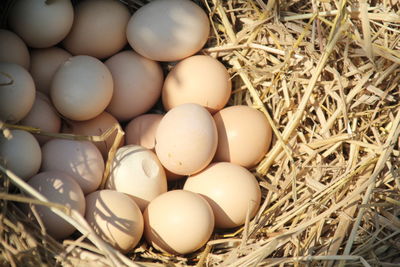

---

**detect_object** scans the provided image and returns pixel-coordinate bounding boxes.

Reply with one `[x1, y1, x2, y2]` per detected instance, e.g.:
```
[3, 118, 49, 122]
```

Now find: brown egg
[8, 0, 74, 48]
[0, 29, 30, 69]
[106, 145, 167, 211]
[105, 51, 163, 121]
[0, 62, 35, 123]
[63, 0, 130, 59]
[125, 114, 163, 150]
[25, 171, 85, 239]
[126, 0, 209, 62]
[155, 103, 218, 176]
[30, 47, 71, 96]
[184, 162, 261, 229]
[64, 112, 123, 160]
[162, 55, 231, 113]
[0, 130, 41, 180]
[51, 55, 113, 121]
[20, 92, 61, 145]
[144, 190, 214, 254]
[85, 190, 144, 253]
[41, 139, 104, 194]
[213, 106, 272, 168]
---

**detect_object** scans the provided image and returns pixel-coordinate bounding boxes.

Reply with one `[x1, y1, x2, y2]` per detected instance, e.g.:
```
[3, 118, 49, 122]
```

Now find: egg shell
[125, 114, 163, 150]
[155, 103, 218, 175]
[105, 51, 163, 121]
[51, 55, 113, 121]
[162, 55, 231, 113]
[126, 0, 210, 61]
[30, 47, 71, 95]
[41, 139, 104, 194]
[143, 190, 214, 254]
[63, 112, 124, 160]
[20, 92, 61, 145]
[63, 0, 130, 59]
[0, 130, 41, 180]
[85, 190, 144, 253]
[25, 171, 85, 239]
[184, 162, 261, 229]
[0, 29, 30, 69]
[106, 145, 167, 211]
[8, 0, 74, 48]
[0, 62, 35, 123]
[213, 105, 272, 168]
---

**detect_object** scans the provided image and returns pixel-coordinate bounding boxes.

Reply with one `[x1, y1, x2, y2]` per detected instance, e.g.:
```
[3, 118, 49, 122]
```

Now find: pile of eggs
[0, 0, 273, 255]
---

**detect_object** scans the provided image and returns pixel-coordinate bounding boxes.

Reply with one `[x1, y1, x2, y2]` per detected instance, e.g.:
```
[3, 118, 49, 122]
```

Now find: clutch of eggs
[0, 0, 273, 256]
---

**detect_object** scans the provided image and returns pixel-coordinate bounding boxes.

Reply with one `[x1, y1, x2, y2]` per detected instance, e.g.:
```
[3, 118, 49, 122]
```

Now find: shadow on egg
[89, 196, 138, 251]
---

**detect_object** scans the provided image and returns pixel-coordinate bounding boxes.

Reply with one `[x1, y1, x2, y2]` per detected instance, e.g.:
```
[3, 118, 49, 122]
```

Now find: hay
[1, 0, 400, 266]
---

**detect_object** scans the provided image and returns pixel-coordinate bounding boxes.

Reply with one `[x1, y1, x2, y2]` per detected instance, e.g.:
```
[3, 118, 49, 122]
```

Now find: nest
[1, 0, 400, 266]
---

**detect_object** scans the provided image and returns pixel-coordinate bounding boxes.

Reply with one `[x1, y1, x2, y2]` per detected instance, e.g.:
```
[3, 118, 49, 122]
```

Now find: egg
[126, 0, 210, 61]
[41, 139, 104, 194]
[8, 0, 74, 48]
[0, 62, 35, 123]
[162, 55, 231, 113]
[0, 130, 41, 180]
[63, 0, 130, 59]
[20, 92, 61, 145]
[143, 190, 214, 254]
[30, 47, 71, 95]
[25, 171, 85, 239]
[51, 55, 113, 121]
[106, 145, 167, 211]
[64, 112, 124, 160]
[213, 105, 272, 168]
[85, 190, 144, 253]
[0, 29, 30, 69]
[125, 114, 163, 150]
[184, 162, 261, 229]
[155, 103, 218, 176]
[105, 51, 163, 121]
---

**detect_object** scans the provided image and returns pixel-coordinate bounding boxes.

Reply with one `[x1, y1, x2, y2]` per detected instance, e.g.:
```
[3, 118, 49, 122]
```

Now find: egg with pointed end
[184, 162, 261, 229]
[24, 171, 85, 239]
[144, 190, 214, 254]
[213, 105, 272, 168]
[155, 103, 218, 176]
[162, 55, 231, 113]
[85, 190, 144, 253]
[127, 0, 210, 61]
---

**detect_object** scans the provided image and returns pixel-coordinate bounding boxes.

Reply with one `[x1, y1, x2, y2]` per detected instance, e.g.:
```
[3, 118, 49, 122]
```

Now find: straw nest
[1, 0, 400, 266]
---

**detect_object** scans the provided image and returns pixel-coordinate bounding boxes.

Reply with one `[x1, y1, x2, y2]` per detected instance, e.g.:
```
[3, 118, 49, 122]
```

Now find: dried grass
[1, 0, 400, 266]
